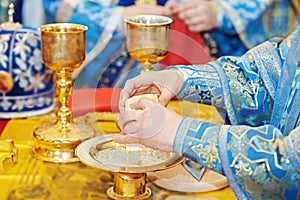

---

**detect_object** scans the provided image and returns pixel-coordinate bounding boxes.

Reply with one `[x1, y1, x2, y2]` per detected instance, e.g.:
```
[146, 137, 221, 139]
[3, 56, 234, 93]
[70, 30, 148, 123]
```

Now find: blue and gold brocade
[171, 27, 300, 199]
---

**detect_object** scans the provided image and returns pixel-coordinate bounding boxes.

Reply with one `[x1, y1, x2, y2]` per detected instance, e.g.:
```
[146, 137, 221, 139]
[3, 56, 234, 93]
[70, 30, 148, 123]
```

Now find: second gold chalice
[125, 15, 173, 72]
[31, 23, 95, 163]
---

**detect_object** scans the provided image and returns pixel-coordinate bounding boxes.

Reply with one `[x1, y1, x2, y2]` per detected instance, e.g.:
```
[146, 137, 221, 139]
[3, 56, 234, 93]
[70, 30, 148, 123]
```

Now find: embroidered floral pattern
[0, 29, 54, 118]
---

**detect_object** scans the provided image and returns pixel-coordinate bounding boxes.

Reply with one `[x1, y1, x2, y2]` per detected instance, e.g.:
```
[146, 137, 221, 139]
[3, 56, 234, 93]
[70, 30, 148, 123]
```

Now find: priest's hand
[114, 97, 182, 152]
[119, 70, 184, 112]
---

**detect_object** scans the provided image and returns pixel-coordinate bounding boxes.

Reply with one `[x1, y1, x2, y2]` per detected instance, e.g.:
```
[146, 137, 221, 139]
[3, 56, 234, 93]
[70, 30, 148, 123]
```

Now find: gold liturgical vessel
[76, 135, 184, 200]
[76, 15, 178, 199]
[125, 15, 172, 72]
[32, 23, 95, 163]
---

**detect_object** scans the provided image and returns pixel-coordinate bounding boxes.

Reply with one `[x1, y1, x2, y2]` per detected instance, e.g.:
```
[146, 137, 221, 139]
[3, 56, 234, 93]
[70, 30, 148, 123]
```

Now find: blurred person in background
[21, 0, 299, 88]
[42, 0, 173, 88]
[168, 0, 300, 59]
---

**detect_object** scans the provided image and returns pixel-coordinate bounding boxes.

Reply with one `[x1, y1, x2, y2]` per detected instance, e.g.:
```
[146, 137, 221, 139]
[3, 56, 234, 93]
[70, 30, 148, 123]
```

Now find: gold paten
[76, 135, 184, 199]
[32, 23, 95, 163]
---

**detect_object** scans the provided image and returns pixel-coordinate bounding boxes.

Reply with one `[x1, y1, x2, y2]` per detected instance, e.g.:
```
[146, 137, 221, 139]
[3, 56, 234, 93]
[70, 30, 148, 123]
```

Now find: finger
[119, 76, 147, 109]
[117, 111, 141, 130]
[136, 4, 172, 16]
[188, 23, 206, 33]
[155, 6, 172, 16]
[119, 73, 153, 112]
[119, 90, 132, 113]
[170, 1, 195, 13]
[134, 85, 161, 96]
[119, 80, 137, 112]
[112, 134, 140, 144]
[177, 8, 194, 21]
[122, 121, 140, 134]
[159, 88, 175, 106]
[184, 15, 203, 26]
[188, 20, 210, 32]
[178, 4, 203, 21]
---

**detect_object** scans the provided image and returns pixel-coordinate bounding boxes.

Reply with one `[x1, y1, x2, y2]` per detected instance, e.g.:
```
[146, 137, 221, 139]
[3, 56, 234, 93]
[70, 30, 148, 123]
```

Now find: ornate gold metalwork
[76, 134, 184, 199]
[32, 23, 95, 163]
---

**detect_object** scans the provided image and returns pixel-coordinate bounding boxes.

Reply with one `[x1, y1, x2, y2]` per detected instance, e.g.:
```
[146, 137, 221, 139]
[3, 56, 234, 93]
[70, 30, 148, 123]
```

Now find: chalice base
[75, 134, 185, 199]
[107, 187, 151, 200]
[32, 122, 95, 163]
[107, 172, 151, 200]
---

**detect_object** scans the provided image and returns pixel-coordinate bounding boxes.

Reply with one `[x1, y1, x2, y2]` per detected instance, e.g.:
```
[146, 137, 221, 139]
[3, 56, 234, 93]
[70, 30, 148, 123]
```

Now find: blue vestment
[171, 26, 300, 199]
[203, 0, 299, 59]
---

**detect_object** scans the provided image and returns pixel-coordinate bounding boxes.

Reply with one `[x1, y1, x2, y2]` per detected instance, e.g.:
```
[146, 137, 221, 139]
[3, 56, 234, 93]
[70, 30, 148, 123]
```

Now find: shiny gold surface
[89, 137, 183, 173]
[107, 172, 151, 199]
[32, 23, 95, 163]
[125, 15, 172, 72]
[135, 0, 156, 5]
[40, 23, 86, 71]
[0, 139, 17, 174]
[0, 110, 235, 200]
[76, 134, 184, 199]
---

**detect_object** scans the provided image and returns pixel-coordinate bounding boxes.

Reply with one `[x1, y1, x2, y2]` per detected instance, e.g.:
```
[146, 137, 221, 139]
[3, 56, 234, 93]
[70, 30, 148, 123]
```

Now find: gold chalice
[76, 134, 184, 200]
[31, 23, 95, 163]
[125, 15, 173, 72]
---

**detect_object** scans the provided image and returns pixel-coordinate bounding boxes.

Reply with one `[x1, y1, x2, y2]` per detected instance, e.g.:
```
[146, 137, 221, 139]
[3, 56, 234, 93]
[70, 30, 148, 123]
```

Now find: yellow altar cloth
[0, 101, 236, 200]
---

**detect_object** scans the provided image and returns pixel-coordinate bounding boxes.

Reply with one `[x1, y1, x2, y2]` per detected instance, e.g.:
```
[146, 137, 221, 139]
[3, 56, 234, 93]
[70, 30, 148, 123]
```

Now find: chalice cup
[32, 23, 95, 163]
[125, 15, 173, 72]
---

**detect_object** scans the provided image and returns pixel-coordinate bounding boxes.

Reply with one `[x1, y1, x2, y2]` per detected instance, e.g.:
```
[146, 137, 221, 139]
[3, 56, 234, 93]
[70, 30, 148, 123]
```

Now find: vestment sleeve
[168, 36, 286, 126]
[174, 118, 300, 199]
[172, 27, 300, 199]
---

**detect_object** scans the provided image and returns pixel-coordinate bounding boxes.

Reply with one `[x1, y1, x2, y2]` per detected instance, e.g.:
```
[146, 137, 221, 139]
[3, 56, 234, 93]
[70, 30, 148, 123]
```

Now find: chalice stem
[56, 72, 73, 130]
[141, 62, 154, 73]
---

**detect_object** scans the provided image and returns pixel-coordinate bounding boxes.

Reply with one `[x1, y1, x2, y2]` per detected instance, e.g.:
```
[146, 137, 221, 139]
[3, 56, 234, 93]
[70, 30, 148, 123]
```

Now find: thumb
[159, 89, 175, 106]
[112, 134, 140, 144]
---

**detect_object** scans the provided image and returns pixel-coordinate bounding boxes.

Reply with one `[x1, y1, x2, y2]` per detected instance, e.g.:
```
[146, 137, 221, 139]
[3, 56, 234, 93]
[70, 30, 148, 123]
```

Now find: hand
[118, 70, 184, 112]
[122, 4, 172, 19]
[169, 0, 217, 32]
[113, 97, 182, 152]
